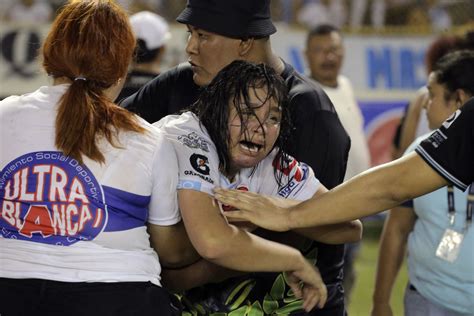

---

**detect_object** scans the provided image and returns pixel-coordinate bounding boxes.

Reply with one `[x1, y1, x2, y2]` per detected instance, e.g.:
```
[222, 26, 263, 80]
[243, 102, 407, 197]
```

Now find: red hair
[42, 0, 144, 164]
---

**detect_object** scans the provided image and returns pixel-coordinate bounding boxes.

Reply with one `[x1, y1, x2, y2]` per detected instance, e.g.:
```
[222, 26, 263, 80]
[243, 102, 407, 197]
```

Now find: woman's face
[425, 72, 459, 130]
[227, 86, 281, 176]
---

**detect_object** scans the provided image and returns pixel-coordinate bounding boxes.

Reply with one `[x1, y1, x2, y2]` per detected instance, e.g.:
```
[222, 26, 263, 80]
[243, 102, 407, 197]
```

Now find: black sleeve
[120, 72, 170, 123]
[416, 97, 474, 191]
[288, 93, 350, 189]
[120, 64, 199, 124]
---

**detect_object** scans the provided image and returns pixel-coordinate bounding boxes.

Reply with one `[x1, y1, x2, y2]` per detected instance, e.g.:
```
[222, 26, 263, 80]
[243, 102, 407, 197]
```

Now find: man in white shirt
[305, 23, 371, 303]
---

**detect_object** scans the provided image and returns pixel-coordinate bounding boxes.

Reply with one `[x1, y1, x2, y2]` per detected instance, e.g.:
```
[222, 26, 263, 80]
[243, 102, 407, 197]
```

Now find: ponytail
[42, 0, 143, 164]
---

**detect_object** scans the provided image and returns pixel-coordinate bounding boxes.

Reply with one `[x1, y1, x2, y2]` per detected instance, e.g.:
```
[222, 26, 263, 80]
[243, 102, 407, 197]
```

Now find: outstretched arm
[215, 152, 447, 230]
[225, 186, 363, 244]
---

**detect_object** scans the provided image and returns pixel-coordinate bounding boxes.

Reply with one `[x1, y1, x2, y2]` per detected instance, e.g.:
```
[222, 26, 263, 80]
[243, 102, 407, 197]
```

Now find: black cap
[176, 0, 276, 39]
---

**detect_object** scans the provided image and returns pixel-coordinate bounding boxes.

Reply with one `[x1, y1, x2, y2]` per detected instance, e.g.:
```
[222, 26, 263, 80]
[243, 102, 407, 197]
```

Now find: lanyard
[446, 184, 473, 230]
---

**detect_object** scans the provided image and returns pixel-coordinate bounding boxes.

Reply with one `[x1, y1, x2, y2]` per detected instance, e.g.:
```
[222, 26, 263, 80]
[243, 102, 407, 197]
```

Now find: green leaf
[182, 312, 193, 316]
[210, 313, 227, 316]
[283, 296, 300, 303]
[269, 274, 285, 300]
[273, 300, 304, 314]
[228, 305, 248, 316]
[195, 303, 206, 315]
[230, 281, 256, 310]
[247, 301, 264, 316]
[263, 293, 279, 314]
[225, 279, 255, 305]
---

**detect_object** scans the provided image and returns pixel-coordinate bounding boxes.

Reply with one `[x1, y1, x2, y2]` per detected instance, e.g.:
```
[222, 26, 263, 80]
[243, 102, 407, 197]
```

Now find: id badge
[435, 228, 464, 262]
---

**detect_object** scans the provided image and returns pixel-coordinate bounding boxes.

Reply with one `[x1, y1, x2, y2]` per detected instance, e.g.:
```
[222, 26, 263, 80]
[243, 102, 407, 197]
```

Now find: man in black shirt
[416, 97, 474, 190]
[122, 0, 350, 314]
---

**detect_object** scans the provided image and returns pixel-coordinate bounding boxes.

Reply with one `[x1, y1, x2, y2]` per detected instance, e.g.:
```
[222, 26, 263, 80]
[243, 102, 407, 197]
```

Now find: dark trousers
[0, 277, 178, 316]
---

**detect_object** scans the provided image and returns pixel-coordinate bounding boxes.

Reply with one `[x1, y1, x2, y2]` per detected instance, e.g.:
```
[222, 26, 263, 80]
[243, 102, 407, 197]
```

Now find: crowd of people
[1, 0, 473, 33]
[1, 0, 473, 316]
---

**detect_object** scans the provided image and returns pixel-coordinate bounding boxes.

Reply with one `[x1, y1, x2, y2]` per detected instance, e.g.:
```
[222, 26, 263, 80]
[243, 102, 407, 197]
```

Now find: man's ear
[456, 89, 470, 107]
[238, 38, 254, 57]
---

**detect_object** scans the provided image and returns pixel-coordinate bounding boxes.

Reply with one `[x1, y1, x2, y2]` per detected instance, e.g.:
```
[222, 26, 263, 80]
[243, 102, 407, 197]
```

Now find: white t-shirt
[318, 75, 371, 181]
[153, 112, 320, 213]
[0, 85, 180, 285]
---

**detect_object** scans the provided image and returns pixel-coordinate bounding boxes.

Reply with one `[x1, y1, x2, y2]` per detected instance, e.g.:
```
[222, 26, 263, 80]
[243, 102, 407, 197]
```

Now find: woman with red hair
[0, 1, 198, 315]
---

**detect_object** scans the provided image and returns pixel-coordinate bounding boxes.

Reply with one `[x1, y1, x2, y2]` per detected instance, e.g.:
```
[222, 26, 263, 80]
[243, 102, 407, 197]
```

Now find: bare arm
[148, 221, 200, 268]
[292, 186, 362, 243]
[161, 259, 242, 291]
[178, 189, 327, 311]
[370, 207, 416, 316]
[394, 90, 429, 159]
[225, 186, 363, 244]
[215, 152, 447, 230]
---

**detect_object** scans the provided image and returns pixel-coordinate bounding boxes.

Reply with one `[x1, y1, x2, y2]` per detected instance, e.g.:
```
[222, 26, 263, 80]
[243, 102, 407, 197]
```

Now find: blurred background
[1, 1, 473, 315]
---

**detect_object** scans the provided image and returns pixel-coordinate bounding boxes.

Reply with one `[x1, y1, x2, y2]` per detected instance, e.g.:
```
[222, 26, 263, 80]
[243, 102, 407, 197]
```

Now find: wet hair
[190, 60, 292, 187]
[306, 24, 340, 47]
[42, 0, 143, 164]
[433, 50, 474, 101]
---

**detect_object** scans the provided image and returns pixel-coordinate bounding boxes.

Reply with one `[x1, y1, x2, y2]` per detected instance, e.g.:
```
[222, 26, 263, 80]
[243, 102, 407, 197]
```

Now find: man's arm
[227, 187, 363, 244]
[216, 152, 447, 231]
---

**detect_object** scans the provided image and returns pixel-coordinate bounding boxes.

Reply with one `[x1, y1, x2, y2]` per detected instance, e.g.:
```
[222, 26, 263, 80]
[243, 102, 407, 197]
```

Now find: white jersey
[0, 85, 180, 285]
[154, 112, 320, 212]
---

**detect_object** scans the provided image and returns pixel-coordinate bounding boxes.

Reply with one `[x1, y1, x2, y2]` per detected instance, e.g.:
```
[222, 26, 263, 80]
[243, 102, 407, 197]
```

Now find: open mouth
[239, 140, 263, 153]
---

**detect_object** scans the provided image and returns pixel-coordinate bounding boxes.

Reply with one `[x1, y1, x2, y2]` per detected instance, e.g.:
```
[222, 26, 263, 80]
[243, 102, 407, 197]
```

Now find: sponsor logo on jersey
[0, 152, 106, 245]
[272, 156, 306, 182]
[183, 170, 215, 184]
[427, 130, 448, 148]
[222, 185, 248, 212]
[442, 109, 461, 130]
[190, 153, 210, 175]
[273, 156, 309, 198]
[178, 132, 210, 152]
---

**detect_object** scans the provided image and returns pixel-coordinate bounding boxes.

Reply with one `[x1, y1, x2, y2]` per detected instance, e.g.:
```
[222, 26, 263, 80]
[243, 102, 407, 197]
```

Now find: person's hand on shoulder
[214, 188, 293, 232]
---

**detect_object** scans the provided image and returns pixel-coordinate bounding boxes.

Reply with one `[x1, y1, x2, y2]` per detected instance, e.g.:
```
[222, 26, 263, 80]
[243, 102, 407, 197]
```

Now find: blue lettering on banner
[289, 47, 305, 73]
[367, 47, 393, 88]
[367, 46, 425, 89]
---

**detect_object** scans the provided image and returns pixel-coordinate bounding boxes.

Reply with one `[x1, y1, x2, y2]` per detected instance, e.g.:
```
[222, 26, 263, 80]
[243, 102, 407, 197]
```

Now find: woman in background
[371, 51, 474, 316]
[0, 1, 197, 315]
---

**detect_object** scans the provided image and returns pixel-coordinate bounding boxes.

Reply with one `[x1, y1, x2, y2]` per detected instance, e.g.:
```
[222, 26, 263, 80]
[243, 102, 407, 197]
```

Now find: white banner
[1, 22, 434, 99]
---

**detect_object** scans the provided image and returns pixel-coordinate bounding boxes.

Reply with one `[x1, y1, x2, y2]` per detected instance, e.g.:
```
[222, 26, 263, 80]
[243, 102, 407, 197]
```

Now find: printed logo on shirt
[273, 157, 309, 198]
[0, 152, 106, 245]
[442, 109, 461, 130]
[222, 185, 248, 212]
[178, 132, 210, 152]
[272, 156, 306, 182]
[190, 153, 210, 175]
[427, 130, 448, 148]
